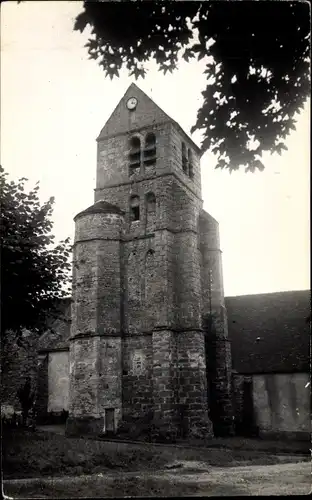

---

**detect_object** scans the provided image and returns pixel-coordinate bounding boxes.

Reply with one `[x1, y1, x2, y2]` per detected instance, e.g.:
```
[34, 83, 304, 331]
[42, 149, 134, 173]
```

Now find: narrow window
[144, 132, 156, 166]
[145, 249, 155, 303]
[130, 195, 140, 221]
[188, 149, 194, 179]
[146, 192, 156, 214]
[129, 136, 141, 175]
[182, 142, 188, 174]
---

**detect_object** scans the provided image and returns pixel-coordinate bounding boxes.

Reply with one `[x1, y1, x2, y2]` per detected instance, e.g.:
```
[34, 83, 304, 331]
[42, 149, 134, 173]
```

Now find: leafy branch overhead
[0, 166, 72, 341]
[75, 1, 310, 172]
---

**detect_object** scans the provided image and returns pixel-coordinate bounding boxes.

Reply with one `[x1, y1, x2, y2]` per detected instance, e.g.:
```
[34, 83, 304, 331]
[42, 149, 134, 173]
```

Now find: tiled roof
[74, 200, 124, 221]
[226, 290, 311, 374]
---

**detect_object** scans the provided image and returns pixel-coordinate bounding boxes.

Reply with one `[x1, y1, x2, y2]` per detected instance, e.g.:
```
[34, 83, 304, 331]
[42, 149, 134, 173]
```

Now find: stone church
[2, 84, 310, 441]
[65, 83, 233, 438]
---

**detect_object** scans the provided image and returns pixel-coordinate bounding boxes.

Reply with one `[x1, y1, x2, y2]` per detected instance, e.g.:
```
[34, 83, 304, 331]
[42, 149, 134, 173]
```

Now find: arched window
[129, 136, 141, 175]
[144, 132, 156, 166]
[188, 149, 194, 179]
[182, 142, 188, 174]
[145, 192, 156, 214]
[130, 195, 140, 221]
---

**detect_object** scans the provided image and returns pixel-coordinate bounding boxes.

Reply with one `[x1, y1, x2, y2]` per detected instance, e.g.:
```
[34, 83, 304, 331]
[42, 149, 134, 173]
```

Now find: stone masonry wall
[173, 232, 202, 329]
[97, 83, 172, 141]
[67, 209, 124, 436]
[123, 238, 156, 334]
[176, 330, 213, 438]
[122, 335, 153, 422]
[199, 210, 234, 436]
[169, 123, 201, 198]
[98, 337, 122, 428]
[96, 122, 172, 191]
[152, 330, 179, 438]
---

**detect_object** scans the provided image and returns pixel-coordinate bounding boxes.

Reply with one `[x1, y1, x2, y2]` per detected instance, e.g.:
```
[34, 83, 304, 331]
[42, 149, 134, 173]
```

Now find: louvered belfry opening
[129, 136, 141, 175]
[143, 132, 156, 166]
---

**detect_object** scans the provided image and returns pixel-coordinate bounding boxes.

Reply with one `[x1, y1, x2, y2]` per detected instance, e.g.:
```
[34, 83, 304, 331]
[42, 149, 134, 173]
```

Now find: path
[4, 461, 311, 497]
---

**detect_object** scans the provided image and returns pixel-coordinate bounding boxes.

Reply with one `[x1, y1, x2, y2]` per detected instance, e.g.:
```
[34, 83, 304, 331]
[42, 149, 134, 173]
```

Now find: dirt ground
[4, 461, 311, 497]
[3, 426, 311, 497]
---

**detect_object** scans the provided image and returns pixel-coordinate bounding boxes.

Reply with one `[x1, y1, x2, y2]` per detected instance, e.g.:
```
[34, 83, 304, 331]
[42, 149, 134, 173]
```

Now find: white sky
[1, 1, 310, 297]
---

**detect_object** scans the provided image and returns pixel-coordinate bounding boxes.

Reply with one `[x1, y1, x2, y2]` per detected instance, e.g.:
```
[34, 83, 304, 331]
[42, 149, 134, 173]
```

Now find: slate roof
[74, 200, 124, 221]
[226, 290, 311, 374]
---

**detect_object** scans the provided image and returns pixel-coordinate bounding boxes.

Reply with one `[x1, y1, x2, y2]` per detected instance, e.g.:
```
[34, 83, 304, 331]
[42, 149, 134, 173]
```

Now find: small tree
[0, 166, 72, 346]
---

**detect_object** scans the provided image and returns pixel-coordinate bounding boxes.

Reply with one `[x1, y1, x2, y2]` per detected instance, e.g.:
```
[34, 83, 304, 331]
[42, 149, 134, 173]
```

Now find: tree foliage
[75, 0, 310, 172]
[0, 166, 72, 341]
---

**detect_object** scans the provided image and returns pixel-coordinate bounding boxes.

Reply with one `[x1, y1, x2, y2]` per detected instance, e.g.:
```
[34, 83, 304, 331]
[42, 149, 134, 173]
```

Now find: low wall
[47, 351, 69, 413]
[233, 371, 310, 438]
[253, 372, 310, 437]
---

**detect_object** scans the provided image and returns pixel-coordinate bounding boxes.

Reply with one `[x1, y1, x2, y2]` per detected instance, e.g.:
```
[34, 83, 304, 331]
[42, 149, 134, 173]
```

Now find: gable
[96, 83, 201, 155]
[226, 290, 311, 374]
[97, 83, 171, 140]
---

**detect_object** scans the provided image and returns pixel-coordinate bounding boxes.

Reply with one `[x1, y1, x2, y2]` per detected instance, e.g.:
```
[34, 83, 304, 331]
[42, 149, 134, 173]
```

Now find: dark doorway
[241, 380, 258, 437]
[105, 409, 115, 433]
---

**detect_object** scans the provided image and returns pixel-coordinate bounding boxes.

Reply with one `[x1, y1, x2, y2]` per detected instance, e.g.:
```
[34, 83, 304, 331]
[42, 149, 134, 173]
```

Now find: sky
[1, 1, 310, 297]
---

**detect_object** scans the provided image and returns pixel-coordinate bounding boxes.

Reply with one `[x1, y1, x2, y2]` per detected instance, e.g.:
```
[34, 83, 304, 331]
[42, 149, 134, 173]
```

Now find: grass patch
[2, 429, 167, 479]
[3, 428, 310, 480]
[4, 475, 247, 498]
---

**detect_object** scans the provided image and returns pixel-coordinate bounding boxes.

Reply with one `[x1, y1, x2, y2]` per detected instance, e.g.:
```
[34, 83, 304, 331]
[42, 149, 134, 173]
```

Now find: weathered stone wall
[199, 210, 234, 436]
[169, 123, 201, 198]
[252, 372, 311, 438]
[199, 211, 225, 309]
[173, 232, 202, 329]
[97, 84, 172, 142]
[72, 212, 123, 337]
[123, 238, 156, 334]
[47, 351, 69, 413]
[98, 337, 122, 428]
[232, 371, 310, 439]
[122, 335, 153, 421]
[67, 209, 123, 435]
[96, 122, 172, 191]
[152, 329, 179, 437]
[176, 330, 213, 438]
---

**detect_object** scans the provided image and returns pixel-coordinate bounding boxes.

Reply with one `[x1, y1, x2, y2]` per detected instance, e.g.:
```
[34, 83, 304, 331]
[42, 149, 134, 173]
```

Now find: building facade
[3, 85, 309, 442]
[65, 83, 233, 438]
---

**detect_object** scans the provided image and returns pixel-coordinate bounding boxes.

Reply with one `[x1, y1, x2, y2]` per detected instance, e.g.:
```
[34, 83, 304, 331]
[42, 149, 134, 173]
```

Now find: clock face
[126, 97, 138, 110]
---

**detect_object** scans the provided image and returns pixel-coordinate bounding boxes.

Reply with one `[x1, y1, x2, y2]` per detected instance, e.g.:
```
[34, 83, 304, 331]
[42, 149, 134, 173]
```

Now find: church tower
[66, 84, 233, 439]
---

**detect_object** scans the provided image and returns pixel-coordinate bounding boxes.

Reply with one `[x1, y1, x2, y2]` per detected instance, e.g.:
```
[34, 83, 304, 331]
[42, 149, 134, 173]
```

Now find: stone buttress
[199, 211, 234, 436]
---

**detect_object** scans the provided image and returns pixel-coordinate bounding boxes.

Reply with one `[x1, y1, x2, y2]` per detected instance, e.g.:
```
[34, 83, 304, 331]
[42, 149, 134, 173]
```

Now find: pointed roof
[97, 83, 201, 155]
